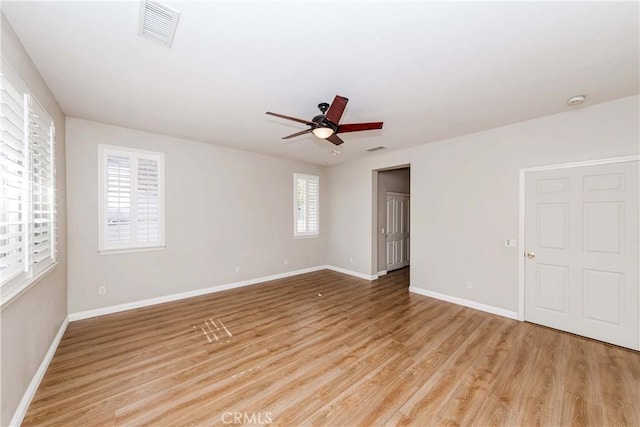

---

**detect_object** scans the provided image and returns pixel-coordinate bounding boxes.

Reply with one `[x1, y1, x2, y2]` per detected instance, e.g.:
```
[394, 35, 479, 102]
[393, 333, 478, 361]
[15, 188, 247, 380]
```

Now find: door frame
[372, 165, 411, 278]
[517, 155, 640, 332]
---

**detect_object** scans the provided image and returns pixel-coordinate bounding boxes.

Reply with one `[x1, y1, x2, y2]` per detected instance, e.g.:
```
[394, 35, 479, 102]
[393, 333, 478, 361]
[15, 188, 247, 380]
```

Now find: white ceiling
[3, 1, 638, 166]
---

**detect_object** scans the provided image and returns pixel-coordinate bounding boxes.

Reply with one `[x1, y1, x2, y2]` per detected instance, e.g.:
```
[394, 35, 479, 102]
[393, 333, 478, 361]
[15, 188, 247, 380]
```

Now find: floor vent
[366, 146, 387, 152]
[138, 0, 180, 47]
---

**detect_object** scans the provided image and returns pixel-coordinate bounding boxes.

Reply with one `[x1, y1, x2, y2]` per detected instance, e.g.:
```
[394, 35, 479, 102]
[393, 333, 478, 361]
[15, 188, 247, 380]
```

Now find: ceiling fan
[266, 95, 383, 145]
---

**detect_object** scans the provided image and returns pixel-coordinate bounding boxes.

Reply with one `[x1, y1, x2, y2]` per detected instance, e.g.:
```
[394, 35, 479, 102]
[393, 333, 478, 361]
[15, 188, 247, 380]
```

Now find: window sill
[99, 245, 166, 256]
[1, 262, 58, 312]
[294, 234, 319, 239]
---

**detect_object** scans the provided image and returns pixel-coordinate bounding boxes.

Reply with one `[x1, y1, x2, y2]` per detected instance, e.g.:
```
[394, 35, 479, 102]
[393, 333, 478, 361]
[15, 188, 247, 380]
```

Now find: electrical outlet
[235, 266, 240, 273]
[284, 258, 288, 265]
[466, 281, 473, 289]
[98, 286, 107, 295]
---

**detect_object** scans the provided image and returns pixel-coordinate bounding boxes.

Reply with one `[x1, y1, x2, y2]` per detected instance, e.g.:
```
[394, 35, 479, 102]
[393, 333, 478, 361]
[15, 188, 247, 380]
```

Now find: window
[98, 145, 165, 253]
[1, 66, 57, 296]
[294, 173, 319, 237]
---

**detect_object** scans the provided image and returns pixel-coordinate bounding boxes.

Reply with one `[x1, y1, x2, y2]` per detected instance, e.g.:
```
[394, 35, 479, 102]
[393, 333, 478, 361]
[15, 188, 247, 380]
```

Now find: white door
[524, 160, 639, 349]
[386, 192, 410, 272]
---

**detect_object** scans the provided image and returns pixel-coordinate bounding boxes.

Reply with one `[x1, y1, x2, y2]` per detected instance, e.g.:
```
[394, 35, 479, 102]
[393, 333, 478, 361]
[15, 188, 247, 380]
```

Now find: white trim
[518, 155, 640, 322]
[97, 143, 165, 157]
[518, 169, 526, 321]
[0, 262, 58, 311]
[519, 155, 639, 174]
[326, 265, 377, 281]
[377, 270, 387, 276]
[293, 235, 319, 240]
[386, 191, 410, 198]
[69, 266, 327, 321]
[10, 316, 69, 427]
[98, 246, 166, 256]
[409, 287, 518, 320]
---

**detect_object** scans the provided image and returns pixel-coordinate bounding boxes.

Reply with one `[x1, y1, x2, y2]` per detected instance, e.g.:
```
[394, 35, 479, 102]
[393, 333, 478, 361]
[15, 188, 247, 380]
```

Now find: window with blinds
[98, 145, 164, 253]
[30, 101, 56, 275]
[294, 173, 319, 237]
[1, 66, 56, 294]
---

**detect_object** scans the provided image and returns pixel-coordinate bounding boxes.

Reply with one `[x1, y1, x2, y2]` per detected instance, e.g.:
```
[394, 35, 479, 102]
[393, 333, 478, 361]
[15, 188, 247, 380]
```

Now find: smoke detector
[138, 0, 180, 47]
[331, 149, 342, 156]
[566, 95, 586, 106]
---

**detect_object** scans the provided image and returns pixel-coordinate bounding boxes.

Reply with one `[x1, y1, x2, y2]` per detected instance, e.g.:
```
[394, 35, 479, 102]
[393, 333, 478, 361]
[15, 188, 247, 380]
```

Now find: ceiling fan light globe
[312, 127, 335, 139]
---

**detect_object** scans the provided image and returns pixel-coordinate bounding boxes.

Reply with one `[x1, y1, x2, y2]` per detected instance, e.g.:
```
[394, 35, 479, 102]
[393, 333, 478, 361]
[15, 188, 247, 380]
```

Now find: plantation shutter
[105, 153, 133, 244]
[294, 173, 319, 237]
[0, 72, 28, 284]
[307, 177, 319, 234]
[1, 65, 57, 296]
[100, 146, 164, 252]
[295, 176, 307, 234]
[136, 157, 159, 243]
[29, 100, 56, 275]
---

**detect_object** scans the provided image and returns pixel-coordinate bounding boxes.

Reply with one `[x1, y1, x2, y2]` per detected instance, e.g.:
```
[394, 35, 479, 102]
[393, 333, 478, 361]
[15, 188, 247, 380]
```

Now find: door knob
[526, 252, 536, 259]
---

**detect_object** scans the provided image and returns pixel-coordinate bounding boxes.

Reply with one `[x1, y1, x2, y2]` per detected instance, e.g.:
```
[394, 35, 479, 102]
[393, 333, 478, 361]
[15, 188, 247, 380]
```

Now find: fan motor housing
[312, 114, 337, 131]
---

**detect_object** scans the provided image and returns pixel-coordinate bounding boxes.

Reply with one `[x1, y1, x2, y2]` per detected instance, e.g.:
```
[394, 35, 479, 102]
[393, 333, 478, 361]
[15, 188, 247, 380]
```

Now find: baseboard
[325, 265, 377, 281]
[10, 316, 69, 427]
[68, 266, 328, 321]
[409, 287, 518, 320]
[377, 270, 387, 276]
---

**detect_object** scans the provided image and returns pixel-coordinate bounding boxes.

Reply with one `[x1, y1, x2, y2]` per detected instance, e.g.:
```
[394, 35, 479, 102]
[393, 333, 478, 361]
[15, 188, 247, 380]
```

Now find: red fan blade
[325, 95, 349, 124]
[282, 129, 313, 140]
[337, 122, 383, 133]
[266, 111, 314, 126]
[326, 134, 344, 146]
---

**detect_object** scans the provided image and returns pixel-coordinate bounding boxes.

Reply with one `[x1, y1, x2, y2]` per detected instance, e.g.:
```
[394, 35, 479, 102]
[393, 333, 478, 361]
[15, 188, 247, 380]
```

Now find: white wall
[0, 14, 68, 426]
[66, 118, 326, 314]
[327, 95, 639, 312]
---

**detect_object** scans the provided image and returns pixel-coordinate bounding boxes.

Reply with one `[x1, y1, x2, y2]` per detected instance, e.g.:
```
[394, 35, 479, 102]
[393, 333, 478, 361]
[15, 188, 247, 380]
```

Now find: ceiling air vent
[366, 146, 386, 152]
[138, 0, 180, 47]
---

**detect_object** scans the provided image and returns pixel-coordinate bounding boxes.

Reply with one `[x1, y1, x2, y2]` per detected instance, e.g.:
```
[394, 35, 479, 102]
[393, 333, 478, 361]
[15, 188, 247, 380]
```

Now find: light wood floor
[24, 268, 639, 426]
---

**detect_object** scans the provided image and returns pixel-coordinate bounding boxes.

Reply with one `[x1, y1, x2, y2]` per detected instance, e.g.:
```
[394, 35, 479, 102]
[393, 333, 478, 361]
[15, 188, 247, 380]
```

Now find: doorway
[375, 167, 410, 275]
